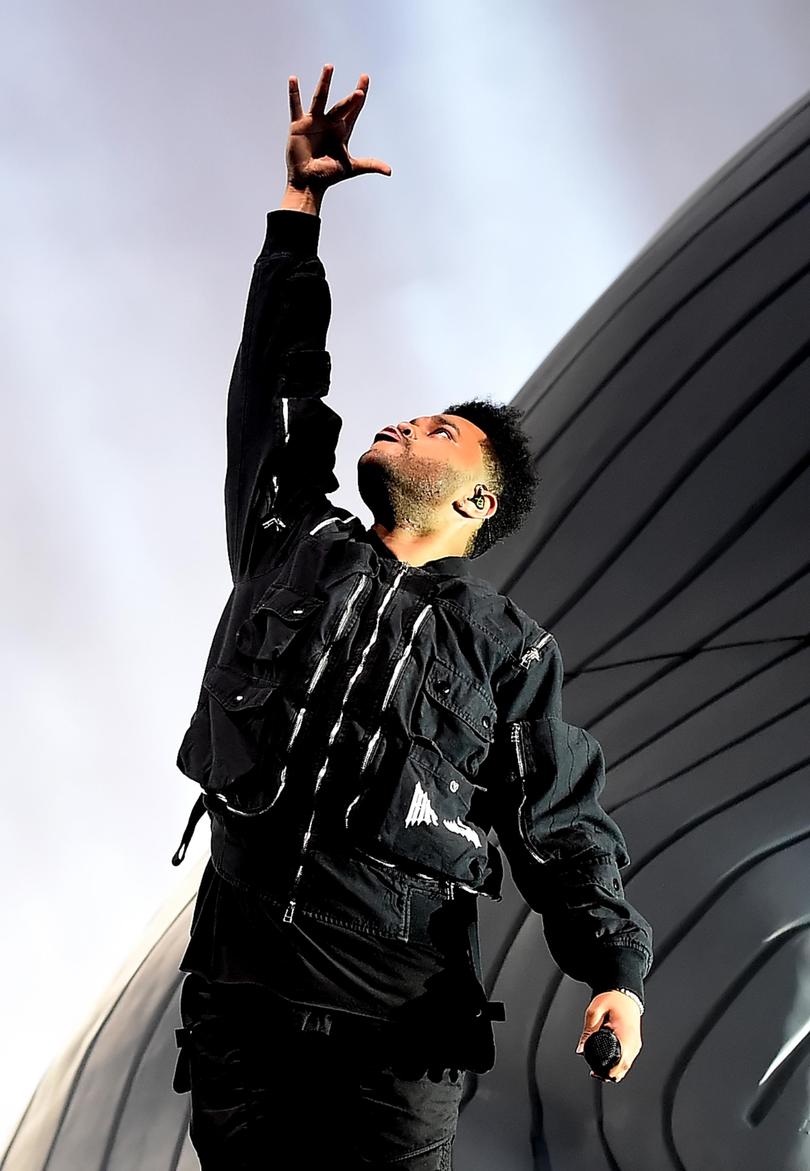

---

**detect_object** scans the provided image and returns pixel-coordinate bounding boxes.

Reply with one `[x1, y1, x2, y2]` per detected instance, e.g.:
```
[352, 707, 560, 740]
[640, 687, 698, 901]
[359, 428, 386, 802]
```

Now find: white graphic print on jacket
[442, 818, 482, 848]
[404, 782, 483, 848]
[405, 782, 439, 827]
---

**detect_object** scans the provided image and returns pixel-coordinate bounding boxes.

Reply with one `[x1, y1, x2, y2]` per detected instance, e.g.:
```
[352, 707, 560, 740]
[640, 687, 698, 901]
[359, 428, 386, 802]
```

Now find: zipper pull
[510, 722, 527, 779]
[261, 512, 287, 530]
[282, 899, 297, 924]
[519, 632, 554, 668]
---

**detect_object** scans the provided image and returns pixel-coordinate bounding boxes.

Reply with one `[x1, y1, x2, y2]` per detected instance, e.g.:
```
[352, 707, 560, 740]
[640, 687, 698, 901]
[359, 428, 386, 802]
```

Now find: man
[170, 64, 653, 1170]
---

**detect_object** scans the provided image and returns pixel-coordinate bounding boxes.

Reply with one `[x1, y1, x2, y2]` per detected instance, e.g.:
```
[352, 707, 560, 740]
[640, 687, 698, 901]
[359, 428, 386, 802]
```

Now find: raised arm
[224, 65, 392, 581]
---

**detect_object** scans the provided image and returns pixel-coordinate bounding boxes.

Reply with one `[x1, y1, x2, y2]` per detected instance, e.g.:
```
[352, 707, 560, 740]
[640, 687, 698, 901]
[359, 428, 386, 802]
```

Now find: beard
[357, 445, 469, 534]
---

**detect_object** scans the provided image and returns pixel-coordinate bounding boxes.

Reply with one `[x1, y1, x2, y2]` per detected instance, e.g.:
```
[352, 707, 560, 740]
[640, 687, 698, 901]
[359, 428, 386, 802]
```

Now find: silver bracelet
[615, 987, 644, 1015]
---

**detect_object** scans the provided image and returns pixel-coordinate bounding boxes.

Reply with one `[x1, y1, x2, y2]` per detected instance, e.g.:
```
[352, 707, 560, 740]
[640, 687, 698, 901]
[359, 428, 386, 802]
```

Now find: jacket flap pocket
[348, 737, 491, 888]
[254, 585, 324, 623]
[279, 348, 332, 398]
[236, 587, 325, 662]
[424, 658, 496, 742]
[555, 850, 624, 893]
[203, 664, 276, 711]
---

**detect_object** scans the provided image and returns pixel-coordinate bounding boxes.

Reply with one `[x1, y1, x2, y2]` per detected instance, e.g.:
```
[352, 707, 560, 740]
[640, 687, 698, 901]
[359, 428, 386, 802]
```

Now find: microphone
[582, 1026, 622, 1080]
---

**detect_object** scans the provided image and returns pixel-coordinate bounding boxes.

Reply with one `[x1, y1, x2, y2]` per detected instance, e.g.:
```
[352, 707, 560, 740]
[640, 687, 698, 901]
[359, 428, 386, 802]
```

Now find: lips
[373, 426, 401, 443]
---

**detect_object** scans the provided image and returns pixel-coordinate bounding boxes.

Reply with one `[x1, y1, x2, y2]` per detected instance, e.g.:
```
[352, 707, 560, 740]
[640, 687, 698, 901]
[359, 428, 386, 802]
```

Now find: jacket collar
[362, 526, 474, 578]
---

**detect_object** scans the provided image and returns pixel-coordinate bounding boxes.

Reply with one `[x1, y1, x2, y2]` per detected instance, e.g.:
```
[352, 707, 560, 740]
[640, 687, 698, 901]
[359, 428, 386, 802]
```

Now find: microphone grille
[583, 1026, 622, 1074]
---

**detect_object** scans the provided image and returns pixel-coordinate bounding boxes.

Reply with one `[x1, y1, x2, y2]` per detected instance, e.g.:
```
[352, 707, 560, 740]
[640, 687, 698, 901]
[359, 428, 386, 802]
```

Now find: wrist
[613, 987, 644, 1015]
[280, 183, 323, 216]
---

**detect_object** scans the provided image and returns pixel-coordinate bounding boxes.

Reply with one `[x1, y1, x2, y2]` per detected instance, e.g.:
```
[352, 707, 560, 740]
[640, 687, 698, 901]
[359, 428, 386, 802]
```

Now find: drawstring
[171, 793, 208, 866]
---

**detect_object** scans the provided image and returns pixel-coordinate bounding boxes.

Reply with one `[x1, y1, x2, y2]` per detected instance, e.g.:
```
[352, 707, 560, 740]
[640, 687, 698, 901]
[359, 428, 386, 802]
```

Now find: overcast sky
[2, 0, 809, 1149]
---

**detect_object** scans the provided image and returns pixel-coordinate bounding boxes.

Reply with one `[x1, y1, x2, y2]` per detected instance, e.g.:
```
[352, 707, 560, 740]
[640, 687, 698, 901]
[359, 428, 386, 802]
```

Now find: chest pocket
[202, 663, 280, 789]
[176, 662, 280, 794]
[234, 584, 324, 666]
[415, 657, 497, 778]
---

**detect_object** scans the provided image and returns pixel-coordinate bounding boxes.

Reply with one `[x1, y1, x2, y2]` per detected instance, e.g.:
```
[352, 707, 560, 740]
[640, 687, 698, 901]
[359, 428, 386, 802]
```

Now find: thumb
[576, 1003, 608, 1054]
[351, 156, 393, 177]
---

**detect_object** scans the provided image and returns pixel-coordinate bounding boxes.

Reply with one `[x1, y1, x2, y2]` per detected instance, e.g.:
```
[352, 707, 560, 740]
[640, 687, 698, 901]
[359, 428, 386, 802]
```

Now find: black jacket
[172, 208, 653, 1021]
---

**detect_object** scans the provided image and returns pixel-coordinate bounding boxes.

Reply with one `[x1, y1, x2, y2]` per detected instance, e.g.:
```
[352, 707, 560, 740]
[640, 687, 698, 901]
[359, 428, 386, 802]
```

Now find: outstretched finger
[309, 62, 334, 117]
[344, 74, 369, 136]
[288, 76, 303, 122]
[327, 87, 365, 121]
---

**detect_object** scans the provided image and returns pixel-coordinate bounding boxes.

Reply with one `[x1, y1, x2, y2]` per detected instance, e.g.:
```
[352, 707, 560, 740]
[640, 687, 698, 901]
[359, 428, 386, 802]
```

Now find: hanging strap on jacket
[462, 893, 506, 1023]
[171, 793, 208, 866]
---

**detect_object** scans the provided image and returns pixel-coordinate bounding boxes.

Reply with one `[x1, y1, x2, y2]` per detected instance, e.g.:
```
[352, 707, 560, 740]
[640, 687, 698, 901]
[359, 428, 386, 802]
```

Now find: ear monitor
[469, 484, 488, 511]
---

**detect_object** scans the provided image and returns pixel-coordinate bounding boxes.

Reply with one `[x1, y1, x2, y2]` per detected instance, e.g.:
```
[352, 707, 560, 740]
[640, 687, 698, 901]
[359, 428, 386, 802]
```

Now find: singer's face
[358, 413, 489, 482]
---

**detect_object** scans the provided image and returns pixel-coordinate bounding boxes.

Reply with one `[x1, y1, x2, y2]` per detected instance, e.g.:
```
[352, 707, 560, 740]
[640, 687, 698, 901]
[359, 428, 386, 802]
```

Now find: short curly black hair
[443, 397, 540, 558]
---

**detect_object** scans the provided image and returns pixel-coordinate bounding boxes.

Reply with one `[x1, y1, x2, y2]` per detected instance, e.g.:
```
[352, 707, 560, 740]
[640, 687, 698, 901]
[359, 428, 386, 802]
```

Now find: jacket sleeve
[224, 209, 343, 581]
[490, 630, 654, 1004]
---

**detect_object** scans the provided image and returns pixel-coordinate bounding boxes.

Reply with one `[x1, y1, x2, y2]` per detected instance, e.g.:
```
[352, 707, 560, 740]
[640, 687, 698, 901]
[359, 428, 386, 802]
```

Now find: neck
[370, 521, 469, 566]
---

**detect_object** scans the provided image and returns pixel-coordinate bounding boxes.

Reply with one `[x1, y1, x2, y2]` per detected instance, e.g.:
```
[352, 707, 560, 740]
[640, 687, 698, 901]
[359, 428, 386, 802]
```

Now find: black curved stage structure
[3, 90, 809, 1170]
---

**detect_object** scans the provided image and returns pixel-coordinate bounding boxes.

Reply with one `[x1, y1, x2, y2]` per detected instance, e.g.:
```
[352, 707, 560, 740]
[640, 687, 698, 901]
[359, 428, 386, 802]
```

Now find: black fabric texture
[175, 970, 463, 1169]
[172, 207, 654, 1132]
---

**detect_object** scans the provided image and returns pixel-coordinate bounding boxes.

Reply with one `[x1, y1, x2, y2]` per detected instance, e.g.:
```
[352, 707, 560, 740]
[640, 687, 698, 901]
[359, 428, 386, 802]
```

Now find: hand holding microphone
[576, 989, 644, 1083]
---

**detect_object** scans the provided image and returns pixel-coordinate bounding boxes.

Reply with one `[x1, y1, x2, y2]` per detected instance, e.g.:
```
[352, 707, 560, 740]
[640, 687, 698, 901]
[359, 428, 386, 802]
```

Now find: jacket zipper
[511, 722, 548, 865]
[277, 572, 369, 771]
[216, 573, 369, 819]
[347, 600, 432, 826]
[355, 602, 433, 781]
[259, 400, 290, 531]
[510, 722, 527, 779]
[356, 848, 471, 903]
[343, 601, 499, 900]
[283, 565, 409, 923]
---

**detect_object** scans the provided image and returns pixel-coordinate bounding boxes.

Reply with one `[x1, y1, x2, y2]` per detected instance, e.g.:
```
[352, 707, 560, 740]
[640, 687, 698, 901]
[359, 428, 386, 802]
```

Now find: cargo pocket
[234, 584, 324, 665]
[184, 662, 290, 817]
[558, 851, 625, 899]
[413, 657, 496, 779]
[176, 706, 213, 786]
[295, 845, 412, 941]
[348, 740, 492, 890]
[176, 665, 278, 798]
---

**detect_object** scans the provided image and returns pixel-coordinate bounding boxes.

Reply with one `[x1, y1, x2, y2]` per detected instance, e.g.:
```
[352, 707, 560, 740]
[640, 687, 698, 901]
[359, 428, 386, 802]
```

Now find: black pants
[174, 972, 465, 1170]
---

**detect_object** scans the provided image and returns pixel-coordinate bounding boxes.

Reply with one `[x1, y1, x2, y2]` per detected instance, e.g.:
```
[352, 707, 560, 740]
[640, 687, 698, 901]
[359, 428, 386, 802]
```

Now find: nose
[397, 421, 414, 437]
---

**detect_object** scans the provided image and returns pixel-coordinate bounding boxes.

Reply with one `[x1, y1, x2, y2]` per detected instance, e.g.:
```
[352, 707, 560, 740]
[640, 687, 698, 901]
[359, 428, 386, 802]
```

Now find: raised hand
[285, 64, 392, 202]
